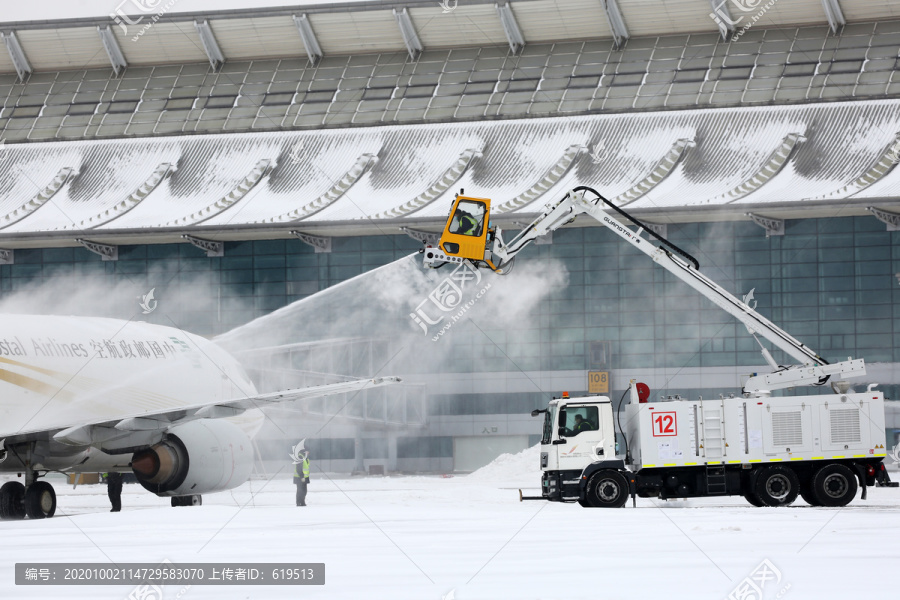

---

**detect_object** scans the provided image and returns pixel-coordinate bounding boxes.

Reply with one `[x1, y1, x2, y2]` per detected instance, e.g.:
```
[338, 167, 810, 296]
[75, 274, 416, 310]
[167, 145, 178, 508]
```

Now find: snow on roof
[0, 98, 898, 236]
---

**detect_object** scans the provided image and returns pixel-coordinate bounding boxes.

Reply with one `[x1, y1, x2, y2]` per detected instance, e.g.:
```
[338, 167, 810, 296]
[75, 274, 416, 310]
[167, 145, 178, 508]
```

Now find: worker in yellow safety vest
[573, 414, 593, 434]
[293, 450, 310, 507]
[451, 209, 480, 236]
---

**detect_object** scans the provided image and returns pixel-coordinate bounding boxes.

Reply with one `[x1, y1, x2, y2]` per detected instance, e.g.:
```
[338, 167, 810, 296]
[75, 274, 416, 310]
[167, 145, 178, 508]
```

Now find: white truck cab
[534, 394, 627, 507]
[539, 395, 616, 472]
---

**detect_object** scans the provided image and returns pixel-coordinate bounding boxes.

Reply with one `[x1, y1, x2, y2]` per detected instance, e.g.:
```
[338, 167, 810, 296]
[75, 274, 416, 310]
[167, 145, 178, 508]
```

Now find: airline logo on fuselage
[0, 336, 188, 359]
[0, 337, 27, 357]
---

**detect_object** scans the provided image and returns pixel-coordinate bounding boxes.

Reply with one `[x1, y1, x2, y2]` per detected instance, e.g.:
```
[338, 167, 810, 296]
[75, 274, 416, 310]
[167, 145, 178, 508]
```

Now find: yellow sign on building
[588, 371, 609, 394]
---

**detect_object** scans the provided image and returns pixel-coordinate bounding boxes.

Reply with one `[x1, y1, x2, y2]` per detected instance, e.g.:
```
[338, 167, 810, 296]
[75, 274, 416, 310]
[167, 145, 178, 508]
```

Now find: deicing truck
[420, 186, 897, 507]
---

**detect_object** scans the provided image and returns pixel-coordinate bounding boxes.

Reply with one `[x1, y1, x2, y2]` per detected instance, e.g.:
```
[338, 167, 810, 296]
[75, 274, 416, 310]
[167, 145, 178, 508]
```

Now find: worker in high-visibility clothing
[573, 414, 593, 434]
[293, 450, 311, 507]
[451, 209, 480, 236]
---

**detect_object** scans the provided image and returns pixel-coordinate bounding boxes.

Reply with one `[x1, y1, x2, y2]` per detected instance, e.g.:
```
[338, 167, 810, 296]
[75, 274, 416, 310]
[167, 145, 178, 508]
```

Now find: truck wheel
[811, 463, 857, 507]
[743, 491, 765, 507]
[799, 481, 821, 507]
[585, 470, 629, 508]
[754, 466, 799, 507]
[740, 472, 764, 507]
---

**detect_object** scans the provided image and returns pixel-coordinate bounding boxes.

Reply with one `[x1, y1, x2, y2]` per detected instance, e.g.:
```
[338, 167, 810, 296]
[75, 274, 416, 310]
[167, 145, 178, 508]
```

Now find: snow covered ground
[2, 449, 899, 600]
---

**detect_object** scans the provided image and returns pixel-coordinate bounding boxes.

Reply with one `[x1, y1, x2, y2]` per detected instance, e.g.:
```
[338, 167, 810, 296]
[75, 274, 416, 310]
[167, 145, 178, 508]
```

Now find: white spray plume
[216, 252, 569, 369]
[0, 261, 252, 335]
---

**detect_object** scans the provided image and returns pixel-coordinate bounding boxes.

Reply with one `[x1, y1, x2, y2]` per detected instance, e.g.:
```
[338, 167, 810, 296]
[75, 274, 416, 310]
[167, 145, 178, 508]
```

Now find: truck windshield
[542, 406, 556, 444]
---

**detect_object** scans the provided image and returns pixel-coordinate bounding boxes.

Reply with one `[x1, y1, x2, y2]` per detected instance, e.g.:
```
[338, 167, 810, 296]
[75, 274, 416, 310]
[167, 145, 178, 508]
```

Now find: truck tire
[740, 472, 764, 507]
[799, 480, 821, 507]
[811, 463, 857, 507]
[754, 466, 799, 507]
[743, 491, 765, 507]
[584, 470, 629, 508]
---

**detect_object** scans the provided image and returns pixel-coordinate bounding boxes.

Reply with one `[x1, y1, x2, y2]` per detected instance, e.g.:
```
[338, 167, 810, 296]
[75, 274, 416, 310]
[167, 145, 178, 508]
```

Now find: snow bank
[467, 444, 540, 481]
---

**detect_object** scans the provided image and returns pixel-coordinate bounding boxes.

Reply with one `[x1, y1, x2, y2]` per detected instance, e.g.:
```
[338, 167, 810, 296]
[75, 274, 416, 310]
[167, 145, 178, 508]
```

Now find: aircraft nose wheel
[0, 481, 26, 520]
[24, 481, 56, 519]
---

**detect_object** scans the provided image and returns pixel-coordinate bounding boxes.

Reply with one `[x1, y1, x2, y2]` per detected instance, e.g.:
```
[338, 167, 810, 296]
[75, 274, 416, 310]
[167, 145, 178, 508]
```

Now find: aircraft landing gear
[171, 495, 202, 507]
[24, 481, 56, 519]
[0, 448, 58, 520]
[0, 481, 26, 519]
[0, 479, 56, 519]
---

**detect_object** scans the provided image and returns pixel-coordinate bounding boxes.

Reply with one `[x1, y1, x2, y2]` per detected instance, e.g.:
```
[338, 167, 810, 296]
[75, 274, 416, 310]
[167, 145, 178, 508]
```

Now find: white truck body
[536, 390, 893, 507]
[625, 392, 887, 470]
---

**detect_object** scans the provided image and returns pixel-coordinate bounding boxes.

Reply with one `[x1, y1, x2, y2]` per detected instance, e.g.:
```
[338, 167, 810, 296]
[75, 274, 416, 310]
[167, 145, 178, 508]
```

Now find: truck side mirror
[558, 427, 567, 437]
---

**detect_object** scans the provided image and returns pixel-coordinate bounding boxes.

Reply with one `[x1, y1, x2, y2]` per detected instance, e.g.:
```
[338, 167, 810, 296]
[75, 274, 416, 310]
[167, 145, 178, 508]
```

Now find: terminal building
[0, 0, 898, 472]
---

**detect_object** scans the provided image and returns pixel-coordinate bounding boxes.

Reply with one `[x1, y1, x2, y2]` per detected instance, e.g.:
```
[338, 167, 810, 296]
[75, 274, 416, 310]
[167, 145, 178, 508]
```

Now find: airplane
[0, 314, 399, 520]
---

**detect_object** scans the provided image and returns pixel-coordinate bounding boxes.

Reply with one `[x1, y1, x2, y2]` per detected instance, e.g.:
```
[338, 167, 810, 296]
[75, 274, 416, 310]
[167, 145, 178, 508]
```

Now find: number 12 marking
[652, 412, 677, 437]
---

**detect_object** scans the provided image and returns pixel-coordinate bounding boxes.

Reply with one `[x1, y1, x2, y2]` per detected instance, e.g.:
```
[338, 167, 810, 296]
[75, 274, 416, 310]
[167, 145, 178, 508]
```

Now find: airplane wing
[18, 376, 402, 447]
[222, 376, 401, 409]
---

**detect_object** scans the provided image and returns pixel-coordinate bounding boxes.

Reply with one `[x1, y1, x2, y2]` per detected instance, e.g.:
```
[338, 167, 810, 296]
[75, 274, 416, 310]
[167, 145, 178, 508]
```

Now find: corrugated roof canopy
[0, 98, 899, 246]
[0, 0, 897, 73]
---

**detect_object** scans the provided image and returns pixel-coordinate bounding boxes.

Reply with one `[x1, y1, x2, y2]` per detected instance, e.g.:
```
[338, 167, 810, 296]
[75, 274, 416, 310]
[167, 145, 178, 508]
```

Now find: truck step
[705, 465, 728, 495]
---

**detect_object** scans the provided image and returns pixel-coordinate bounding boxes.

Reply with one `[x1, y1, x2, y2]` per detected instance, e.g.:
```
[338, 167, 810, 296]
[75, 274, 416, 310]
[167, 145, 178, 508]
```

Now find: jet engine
[131, 419, 254, 497]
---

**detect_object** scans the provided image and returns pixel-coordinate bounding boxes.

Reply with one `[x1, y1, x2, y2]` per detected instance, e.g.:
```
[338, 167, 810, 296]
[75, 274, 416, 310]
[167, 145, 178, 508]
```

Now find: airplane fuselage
[0, 314, 262, 474]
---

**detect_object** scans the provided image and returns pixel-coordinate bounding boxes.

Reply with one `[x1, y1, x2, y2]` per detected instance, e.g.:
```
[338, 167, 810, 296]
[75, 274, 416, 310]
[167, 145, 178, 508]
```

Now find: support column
[354, 428, 365, 475]
[388, 435, 398, 473]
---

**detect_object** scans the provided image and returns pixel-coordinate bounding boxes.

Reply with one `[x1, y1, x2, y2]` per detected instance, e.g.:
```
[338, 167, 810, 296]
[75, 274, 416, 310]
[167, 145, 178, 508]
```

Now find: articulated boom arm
[425, 186, 866, 395]
[495, 188, 828, 369]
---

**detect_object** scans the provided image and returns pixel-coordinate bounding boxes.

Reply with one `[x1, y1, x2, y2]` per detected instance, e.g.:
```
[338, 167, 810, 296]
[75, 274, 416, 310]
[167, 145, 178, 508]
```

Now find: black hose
[572, 186, 701, 270]
[571, 186, 833, 372]
[495, 256, 515, 275]
[616, 389, 629, 464]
